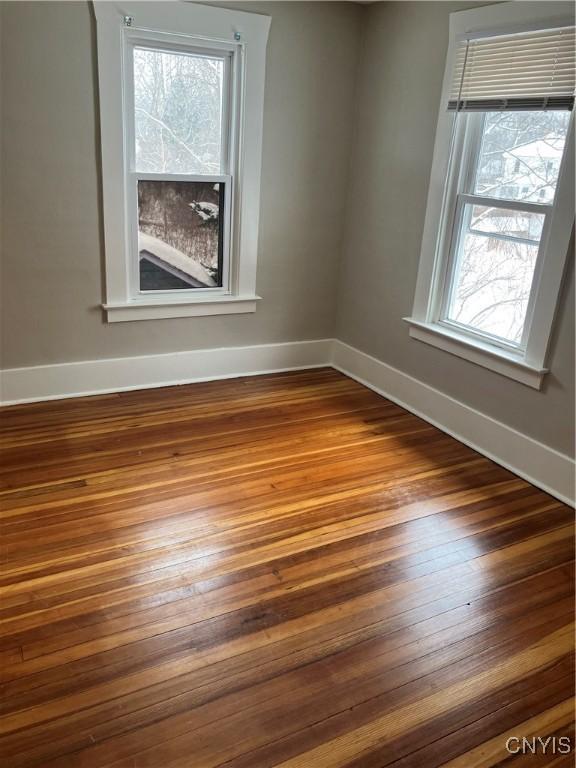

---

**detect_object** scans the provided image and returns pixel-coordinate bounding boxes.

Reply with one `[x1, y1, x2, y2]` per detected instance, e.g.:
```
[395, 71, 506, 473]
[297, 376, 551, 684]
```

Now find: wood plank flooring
[0, 368, 573, 767]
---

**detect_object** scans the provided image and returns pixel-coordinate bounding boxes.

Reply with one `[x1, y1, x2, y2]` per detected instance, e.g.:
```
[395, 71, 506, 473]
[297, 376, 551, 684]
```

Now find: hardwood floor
[0, 368, 573, 768]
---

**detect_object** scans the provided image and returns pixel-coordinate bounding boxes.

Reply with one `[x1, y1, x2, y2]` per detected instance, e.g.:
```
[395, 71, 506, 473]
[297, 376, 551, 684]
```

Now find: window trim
[93, 2, 271, 321]
[405, 1, 575, 389]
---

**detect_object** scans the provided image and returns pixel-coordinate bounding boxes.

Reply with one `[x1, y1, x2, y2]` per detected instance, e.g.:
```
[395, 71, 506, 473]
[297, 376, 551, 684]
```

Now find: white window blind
[448, 26, 575, 111]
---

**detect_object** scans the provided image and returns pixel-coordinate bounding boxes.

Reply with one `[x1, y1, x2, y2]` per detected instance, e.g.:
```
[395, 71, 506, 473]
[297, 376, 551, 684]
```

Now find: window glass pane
[138, 181, 224, 291]
[468, 204, 544, 242]
[133, 48, 224, 174]
[473, 111, 570, 204]
[445, 204, 545, 344]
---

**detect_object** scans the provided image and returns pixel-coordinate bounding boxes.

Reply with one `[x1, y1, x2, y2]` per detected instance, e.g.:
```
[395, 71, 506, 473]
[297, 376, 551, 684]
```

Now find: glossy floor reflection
[0, 369, 573, 767]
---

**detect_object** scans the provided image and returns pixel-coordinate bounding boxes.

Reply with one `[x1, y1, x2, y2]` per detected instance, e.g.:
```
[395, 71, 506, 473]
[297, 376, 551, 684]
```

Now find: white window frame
[93, 2, 270, 322]
[405, 2, 575, 389]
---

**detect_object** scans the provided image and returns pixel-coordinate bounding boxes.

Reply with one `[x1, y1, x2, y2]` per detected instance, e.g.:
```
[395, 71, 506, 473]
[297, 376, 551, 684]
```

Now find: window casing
[94, 2, 270, 321]
[407, 2, 575, 389]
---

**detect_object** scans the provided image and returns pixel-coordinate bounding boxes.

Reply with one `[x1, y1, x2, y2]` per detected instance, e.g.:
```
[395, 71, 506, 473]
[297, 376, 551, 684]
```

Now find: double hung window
[131, 44, 231, 294]
[408, 4, 575, 388]
[94, 2, 270, 321]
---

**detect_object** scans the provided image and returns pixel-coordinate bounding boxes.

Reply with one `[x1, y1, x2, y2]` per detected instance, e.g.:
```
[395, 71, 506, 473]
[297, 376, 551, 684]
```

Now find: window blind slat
[453, 50, 575, 66]
[448, 26, 575, 111]
[459, 71, 576, 84]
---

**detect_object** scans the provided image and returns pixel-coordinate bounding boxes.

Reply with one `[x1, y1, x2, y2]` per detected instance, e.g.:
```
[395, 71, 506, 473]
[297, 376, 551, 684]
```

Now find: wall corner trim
[332, 340, 575, 507]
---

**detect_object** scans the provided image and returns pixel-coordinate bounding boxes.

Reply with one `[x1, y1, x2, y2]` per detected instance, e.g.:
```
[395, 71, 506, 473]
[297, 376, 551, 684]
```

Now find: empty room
[0, 1, 575, 766]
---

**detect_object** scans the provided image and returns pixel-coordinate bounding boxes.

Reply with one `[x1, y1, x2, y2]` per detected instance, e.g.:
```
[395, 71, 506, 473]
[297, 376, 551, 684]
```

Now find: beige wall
[0, 1, 362, 367]
[1, 1, 574, 456]
[335, 1, 575, 457]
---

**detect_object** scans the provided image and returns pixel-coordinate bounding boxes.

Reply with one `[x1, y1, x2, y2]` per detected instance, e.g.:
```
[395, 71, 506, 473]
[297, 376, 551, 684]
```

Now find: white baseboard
[332, 340, 575, 506]
[0, 339, 333, 406]
[1, 337, 573, 505]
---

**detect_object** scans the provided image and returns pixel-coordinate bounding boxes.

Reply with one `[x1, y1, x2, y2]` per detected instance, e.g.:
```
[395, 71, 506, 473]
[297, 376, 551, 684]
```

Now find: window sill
[103, 295, 261, 323]
[403, 318, 547, 389]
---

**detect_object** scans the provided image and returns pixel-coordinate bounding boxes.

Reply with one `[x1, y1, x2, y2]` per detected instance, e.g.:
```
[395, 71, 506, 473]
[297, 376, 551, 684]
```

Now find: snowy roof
[138, 232, 216, 288]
